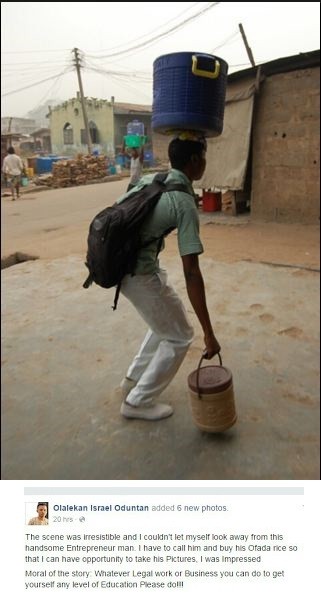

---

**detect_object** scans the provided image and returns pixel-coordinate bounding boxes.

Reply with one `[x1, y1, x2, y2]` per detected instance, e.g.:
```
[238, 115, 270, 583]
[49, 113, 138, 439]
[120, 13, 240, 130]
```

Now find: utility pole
[7, 117, 13, 149]
[238, 23, 256, 68]
[73, 48, 92, 154]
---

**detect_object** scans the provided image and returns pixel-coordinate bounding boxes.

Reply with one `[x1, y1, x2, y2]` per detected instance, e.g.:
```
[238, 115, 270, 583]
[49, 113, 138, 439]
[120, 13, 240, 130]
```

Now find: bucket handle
[192, 55, 220, 79]
[196, 352, 222, 400]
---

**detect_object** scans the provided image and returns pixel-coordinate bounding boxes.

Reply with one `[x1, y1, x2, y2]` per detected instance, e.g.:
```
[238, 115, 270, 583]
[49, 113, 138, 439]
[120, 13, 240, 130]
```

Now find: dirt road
[2, 180, 320, 480]
[2, 180, 320, 269]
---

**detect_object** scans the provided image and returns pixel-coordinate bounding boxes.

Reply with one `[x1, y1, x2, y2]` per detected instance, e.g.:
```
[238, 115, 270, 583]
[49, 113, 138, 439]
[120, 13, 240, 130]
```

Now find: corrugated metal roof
[31, 128, 50, 136]
[228, 49, 320, 82]
[113, 102, 151, 114]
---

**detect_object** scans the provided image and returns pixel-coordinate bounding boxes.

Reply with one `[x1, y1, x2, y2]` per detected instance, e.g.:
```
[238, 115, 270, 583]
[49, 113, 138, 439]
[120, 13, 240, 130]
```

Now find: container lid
[188, 365, 232, 394]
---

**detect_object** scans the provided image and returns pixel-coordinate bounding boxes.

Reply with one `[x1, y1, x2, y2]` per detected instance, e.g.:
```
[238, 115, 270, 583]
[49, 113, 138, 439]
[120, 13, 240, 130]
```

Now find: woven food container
[188, 353, 237, 432]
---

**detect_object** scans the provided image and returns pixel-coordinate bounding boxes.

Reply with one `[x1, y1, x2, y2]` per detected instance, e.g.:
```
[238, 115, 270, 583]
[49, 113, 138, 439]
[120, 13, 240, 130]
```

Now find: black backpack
[83, 172, 193, 310]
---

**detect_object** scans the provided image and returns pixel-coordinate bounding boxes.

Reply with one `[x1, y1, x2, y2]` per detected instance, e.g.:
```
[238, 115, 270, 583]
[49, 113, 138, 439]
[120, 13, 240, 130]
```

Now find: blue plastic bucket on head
[152, 52, 228, 137]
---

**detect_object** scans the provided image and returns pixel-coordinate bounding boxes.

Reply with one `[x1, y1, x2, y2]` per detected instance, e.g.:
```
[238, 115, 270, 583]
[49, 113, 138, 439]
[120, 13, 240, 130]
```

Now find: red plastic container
[202, 190, 221, 212]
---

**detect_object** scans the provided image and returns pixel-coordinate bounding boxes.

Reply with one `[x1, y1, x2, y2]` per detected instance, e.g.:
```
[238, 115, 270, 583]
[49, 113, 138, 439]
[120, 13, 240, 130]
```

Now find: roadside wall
[251, 67, 320, 222]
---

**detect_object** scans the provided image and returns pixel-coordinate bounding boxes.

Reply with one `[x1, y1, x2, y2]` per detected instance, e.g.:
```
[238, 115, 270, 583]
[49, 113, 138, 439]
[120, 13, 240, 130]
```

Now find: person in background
[122, 141, 144, 192]
[119, 136, 221, 421]
[2, 146, 24, 201]
[2, 147, 24, 201]
[28, 502, 49, 525]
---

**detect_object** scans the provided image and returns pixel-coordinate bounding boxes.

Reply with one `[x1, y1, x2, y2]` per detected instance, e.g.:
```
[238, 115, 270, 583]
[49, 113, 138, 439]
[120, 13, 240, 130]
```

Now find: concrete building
[31, 128, 52, 154]
[113, 102, 152, 154]
[48, 94, 114, 156]
[1, 117, 36, 135]
[48, 94, 152, 157]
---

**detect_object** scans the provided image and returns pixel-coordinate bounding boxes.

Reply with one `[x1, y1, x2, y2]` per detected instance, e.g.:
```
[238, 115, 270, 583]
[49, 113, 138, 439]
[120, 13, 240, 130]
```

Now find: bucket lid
[188, 365, 232, 394]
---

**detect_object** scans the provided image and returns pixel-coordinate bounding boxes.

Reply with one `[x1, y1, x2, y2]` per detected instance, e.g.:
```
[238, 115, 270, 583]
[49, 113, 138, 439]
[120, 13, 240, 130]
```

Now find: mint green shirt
[118, 169, 203, 275]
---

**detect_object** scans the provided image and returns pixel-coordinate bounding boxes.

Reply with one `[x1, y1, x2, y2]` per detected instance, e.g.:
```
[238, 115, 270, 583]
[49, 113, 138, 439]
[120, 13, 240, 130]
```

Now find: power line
[211, 31, 239, 53]
[27, 70, 68, 114]
[1, 12, 250, 105]
[91, 2, 220, 59]
[1, 59, 71, 67]
[100, 74, 152, 103]
[1, 3, 214, 61]
[2, 48, 71, 54]
[85, 64, 152, 81]
[86, 2, 201, 56]
[1, 68, 73, 97]
[2, 65, 72, 81]
[2, 66, 68, 78]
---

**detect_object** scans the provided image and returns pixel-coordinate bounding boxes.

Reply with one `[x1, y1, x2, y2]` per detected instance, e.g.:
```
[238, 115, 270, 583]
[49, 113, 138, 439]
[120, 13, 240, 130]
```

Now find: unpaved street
[1, 179, 320, 268]
[1, 180, 320, 480]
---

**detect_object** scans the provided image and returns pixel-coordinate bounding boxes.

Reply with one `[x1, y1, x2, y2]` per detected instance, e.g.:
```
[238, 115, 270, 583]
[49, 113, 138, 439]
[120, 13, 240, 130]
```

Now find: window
[81, 123, 99, 145]
[63, 123, 73, 145]
[90, 125, 99, 144]
[80, 129, 88, 145]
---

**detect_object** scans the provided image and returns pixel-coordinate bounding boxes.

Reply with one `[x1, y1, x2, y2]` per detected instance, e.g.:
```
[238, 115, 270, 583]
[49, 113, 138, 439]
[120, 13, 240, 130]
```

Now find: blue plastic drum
[152, 52, 228, 137]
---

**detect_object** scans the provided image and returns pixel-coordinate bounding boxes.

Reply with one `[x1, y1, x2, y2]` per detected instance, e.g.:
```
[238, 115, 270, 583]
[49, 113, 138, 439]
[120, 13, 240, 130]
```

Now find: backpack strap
[153, 171, 169, 184]
[164, 182, 196, 195]
[112, 282, 122, 311]
[83, 271, 93, 289]
[153, 171, 195, 197]
[142, 180, 196, 252]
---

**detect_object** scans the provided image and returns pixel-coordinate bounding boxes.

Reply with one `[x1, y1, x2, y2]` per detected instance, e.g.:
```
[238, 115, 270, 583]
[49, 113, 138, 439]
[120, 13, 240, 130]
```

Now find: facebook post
[2, 2, 320, 597]
[2, 481, 320, 596]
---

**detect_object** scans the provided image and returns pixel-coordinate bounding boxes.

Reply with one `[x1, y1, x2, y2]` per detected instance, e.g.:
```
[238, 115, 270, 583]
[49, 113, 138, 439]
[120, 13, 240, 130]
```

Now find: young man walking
[119, 137, 221, 421]
[2, 146, 24, 200]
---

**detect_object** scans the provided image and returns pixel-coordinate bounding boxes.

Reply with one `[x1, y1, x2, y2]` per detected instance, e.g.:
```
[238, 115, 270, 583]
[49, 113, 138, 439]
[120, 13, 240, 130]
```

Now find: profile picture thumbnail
[26, 502, 49, 525]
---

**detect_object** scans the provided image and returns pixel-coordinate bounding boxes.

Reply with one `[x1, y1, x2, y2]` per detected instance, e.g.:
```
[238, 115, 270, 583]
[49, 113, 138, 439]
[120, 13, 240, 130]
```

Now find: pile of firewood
[33, 155, 111, 188]
[50, 155, 108, 188]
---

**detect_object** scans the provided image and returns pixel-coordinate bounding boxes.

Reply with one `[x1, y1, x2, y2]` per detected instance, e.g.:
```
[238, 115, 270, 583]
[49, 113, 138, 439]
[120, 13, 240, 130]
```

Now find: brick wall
[251, 67, 320, 223]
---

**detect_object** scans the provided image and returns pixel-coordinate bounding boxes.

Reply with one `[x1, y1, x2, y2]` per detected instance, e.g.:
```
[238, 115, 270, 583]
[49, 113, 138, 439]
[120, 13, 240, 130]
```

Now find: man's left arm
[182, 253, 221, 359]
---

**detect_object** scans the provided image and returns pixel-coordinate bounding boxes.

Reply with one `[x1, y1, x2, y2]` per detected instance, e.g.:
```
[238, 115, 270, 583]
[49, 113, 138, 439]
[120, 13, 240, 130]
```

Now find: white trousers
[120, 269, 194, 405]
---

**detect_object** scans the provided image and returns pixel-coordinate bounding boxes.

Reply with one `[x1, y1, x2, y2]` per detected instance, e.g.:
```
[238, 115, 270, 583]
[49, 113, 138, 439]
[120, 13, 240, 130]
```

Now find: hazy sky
[1, 1, 320, 118]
